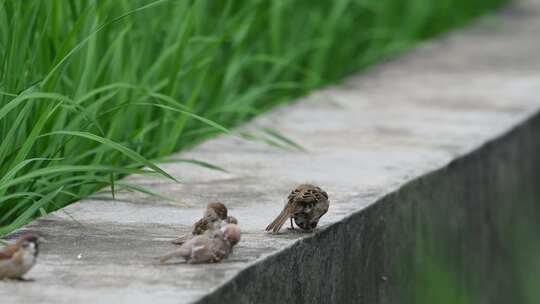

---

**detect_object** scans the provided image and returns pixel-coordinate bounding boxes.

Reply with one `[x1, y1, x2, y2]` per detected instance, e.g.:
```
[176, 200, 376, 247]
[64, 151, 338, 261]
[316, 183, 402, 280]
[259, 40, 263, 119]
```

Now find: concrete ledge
[2, 1, 540, 303]
[199, 113, 540, 304]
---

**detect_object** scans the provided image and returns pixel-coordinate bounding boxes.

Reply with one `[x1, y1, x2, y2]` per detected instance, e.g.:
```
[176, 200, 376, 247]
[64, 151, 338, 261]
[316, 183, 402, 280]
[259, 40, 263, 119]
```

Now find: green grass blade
[158, 158, 229, 173]
[0, 186, 63, 235]
[40, 131, 178, 182]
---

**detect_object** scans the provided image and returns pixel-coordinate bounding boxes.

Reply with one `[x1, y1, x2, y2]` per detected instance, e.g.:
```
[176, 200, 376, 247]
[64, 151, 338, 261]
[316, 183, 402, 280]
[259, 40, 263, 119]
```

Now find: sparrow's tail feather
[160, 248, 189, 264]
[265, 208, 290, 233]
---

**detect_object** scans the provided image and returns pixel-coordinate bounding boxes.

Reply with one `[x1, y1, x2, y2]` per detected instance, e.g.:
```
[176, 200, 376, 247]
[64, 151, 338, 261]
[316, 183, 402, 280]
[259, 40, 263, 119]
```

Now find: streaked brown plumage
[265, 184, 329, 233]
[204, 202, 228, 221]
[0, 234, 39, 280]
[171, 202, 238, 245]
[160, 224, 241, 264]
[191, 218, 216, 235]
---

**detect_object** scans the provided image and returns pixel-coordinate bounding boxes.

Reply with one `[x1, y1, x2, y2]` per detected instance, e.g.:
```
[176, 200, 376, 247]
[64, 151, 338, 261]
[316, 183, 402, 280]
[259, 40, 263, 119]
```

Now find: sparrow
[265, 184, 329, 233]
[0, 234, 39, 280]
[203, 202, 228, 222]
[171, 202, 238, 245]
[160, 224, 241, 264]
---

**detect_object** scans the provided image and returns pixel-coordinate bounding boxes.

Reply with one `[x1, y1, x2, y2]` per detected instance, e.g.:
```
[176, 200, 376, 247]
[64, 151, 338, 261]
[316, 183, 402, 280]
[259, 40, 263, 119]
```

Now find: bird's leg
[287, 217, 295, 231]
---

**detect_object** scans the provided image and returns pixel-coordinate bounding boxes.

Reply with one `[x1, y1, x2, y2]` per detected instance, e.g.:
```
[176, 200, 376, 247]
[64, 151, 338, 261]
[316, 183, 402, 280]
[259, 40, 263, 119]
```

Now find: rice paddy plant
[0, 0, 507, 235]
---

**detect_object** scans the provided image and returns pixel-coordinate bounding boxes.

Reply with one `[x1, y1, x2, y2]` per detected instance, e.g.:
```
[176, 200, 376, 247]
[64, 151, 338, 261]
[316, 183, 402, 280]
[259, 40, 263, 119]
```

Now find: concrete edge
[194, 108, 540, 303]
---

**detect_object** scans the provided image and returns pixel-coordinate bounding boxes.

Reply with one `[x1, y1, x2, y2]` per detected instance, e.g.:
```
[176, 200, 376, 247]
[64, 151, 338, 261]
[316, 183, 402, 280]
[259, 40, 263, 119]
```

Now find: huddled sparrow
[172, 202, 238, 245]
[203, 202, 228, 222]
[160, 224, 241, 264]
[266, 184, 329, 233]
[0, 234, 39, 280]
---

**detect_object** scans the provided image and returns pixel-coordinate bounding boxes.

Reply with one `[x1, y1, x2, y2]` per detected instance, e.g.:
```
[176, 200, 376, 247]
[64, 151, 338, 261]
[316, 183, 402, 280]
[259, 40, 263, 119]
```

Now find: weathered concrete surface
[2, 0, 540, 303]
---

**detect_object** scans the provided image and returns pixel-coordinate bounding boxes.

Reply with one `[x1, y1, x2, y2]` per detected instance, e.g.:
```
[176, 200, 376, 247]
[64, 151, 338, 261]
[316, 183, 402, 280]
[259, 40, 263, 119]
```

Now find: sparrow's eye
[310, 222, 317, 229]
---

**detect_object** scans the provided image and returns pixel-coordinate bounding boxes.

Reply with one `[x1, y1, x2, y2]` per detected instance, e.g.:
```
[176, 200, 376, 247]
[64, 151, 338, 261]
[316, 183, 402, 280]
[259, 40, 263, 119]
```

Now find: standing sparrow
[265, 184, 329, 233]
[160, 224, 241, 264]
[172, 202, 238, 245]
[0, 234, 39, 280]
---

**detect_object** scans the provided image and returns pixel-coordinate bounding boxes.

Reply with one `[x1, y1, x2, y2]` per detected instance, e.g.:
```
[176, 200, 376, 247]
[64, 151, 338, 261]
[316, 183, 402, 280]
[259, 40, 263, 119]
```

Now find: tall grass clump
[0, 0, 507, 235]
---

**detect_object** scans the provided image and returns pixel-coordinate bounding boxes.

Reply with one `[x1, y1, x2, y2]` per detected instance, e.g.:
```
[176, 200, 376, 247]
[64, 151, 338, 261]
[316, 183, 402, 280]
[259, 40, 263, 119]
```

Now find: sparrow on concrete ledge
[0, 234, 39, 280]
[160, 224, 241, 264]
[172, 202, 238, 245]
[266, 184, 329, 233]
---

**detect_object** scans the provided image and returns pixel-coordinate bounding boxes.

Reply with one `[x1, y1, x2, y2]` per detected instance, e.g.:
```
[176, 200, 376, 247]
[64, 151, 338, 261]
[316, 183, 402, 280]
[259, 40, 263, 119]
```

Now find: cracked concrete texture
[2, 0, 540, 303]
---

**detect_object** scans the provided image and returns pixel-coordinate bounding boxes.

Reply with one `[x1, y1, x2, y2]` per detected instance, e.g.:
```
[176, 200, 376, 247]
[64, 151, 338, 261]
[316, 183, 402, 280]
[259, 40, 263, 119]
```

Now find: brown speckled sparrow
[266, 184, 329, 233]
[172, 202, 238, 245]
[161, 224, 241, 264]
[204, 202, 228, 222]
[0, 234, 39, 280]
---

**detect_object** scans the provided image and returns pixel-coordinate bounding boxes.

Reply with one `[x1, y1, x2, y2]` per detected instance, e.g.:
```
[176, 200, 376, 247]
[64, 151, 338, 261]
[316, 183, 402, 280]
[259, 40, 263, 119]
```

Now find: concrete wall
[199, 113, 540, 304]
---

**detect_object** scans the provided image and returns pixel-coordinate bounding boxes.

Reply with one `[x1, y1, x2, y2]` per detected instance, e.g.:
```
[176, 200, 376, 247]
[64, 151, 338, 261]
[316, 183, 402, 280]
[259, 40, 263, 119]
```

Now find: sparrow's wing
[210, 238, 230, 262]
[190, 239, 219, 264]
[291, 186, 327, 208]
[313, 186, 329, 200]
[0, 244, 17, 260]
[161, 235, 206, 263]
[287, 188, 301, 203]
[192, 218, 210, 235]
[171, 234, 190, 245]
[159, 247, 190, 263]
